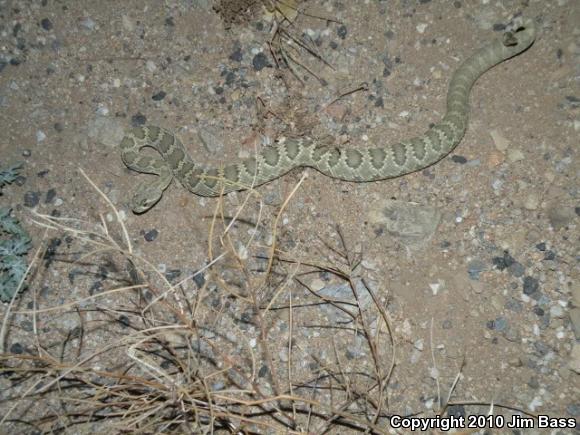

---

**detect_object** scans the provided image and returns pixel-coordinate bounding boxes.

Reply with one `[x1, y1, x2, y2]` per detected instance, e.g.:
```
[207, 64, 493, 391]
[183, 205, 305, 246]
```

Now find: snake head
[131, 184, 163, 214]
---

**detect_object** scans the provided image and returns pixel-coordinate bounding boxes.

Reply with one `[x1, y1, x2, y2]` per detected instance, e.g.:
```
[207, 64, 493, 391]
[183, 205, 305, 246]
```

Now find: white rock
[36, 130, 46, 143]
[416, 23, 428, 34]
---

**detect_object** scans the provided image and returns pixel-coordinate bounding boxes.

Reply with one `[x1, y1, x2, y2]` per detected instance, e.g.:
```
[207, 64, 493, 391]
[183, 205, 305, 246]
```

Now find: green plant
[0, 163, 31, 302]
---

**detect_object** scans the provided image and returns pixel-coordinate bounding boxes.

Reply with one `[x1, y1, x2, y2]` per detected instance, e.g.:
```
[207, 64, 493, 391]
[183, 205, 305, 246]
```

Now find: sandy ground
[1, 0, 578, 433]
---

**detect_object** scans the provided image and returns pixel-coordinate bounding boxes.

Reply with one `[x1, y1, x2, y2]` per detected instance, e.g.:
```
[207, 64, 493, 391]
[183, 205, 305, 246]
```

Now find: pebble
[152, 90, 166, 101]
[45, 188, 56, 204]
[252, 52, 269, 71]
[416, 23, 428, 34]
[79, 17, 96, 30]
[507, 148, 525, 163]
[87, 116, 125, 147]
[310, 278, 325, 291]
[146, 60, 157, 72]
[523, 276, 540, 296]
[317, 279, 372, 322]
[492, 251, 515, 270]
[10, 342, 24, 354]
[229, 47, 243, 62]
[367, 199, 441, 248]
[505, 298, 523, 312]
[493, 316, 508, 331]
[40, 18, 53, 31]
[547, 204, 575, 230]
[36, 130, 46, 142]
[198, 128, 224, 154]
[523, 193, 540, 210]
[191, 271, 206, 289]
[122, 15, 134, 32]
[508, 262, 525, 278]
[467, 259, 487, 280]
[490, 129, 509, 151]
[144, 229, 158, 242]
[131, 113, 147, 126]
[413, 339, 424, 351]
[451, 155, 467, 164]
[23, 191, 40, 207]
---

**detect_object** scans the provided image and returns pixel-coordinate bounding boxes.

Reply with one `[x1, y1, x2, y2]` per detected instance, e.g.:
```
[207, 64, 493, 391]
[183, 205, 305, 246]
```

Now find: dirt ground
[1, 0, 578, 433]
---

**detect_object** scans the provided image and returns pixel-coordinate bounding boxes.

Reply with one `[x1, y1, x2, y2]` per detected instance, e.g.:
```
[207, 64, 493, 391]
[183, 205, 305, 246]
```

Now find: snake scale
[120, 18, 535, 213]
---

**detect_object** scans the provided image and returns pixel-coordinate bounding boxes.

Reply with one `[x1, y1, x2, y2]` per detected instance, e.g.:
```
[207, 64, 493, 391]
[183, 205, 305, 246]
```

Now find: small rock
[493, 316, 508, 331]
[467, 259, 487, 280]
[503, 328, 522, 343]
[523, 276, 540, 296]
[368, 199, 441, 248]
[198, 128, 224, 154]
[10, 342, 24, 354]
[131, 113, 147, 126]
[549, 305, 565, 318]
[79, 17, 96, 30]
[152, 91, 166, 101]
[122, 15, 134, 32]
[523, 193, 540, 210]
[191, 270, 205, 289]
[416, 23, 428, 34]
[23, 191, 40, 207]
[36, 130, 46, 142]
[144, 229, 158, 242]
[413, 339, 424, 351]
[229, 47, 243, 62]
[547, 204, 576, 230]
[165, 269, 181, 282]
[492, 251, 515, 270]
[40, 18, 53, 31]
[508, 262, 525, 278]
[310, 278, 325, 291]
[317, 279, 372, 322]
[45, 188, 56, 204]
[451, 155, 467, 164]
[252, 52, 270, 71]
[490, 129, 509, 151]
[507, 148, 525, 163]
[505, 298, 523, 312]
[87, 117, 125, 147]
[145, 60, 157, 72]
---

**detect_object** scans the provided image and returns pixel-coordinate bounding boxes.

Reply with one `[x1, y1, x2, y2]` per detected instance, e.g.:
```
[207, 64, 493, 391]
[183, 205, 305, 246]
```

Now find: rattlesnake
[120, 18, 535, 214]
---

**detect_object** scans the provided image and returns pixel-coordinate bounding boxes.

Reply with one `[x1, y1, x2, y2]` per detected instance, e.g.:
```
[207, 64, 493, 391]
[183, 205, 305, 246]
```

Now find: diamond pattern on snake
[120, 18, 535, 214]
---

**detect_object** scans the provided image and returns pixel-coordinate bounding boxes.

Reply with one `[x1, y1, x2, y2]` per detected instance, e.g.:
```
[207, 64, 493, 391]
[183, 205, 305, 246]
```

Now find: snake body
[120, 19, 535, 213]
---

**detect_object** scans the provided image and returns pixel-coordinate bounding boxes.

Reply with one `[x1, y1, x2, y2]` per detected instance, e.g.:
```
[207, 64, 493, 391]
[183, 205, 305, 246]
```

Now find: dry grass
[0, 168, 399, 434]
